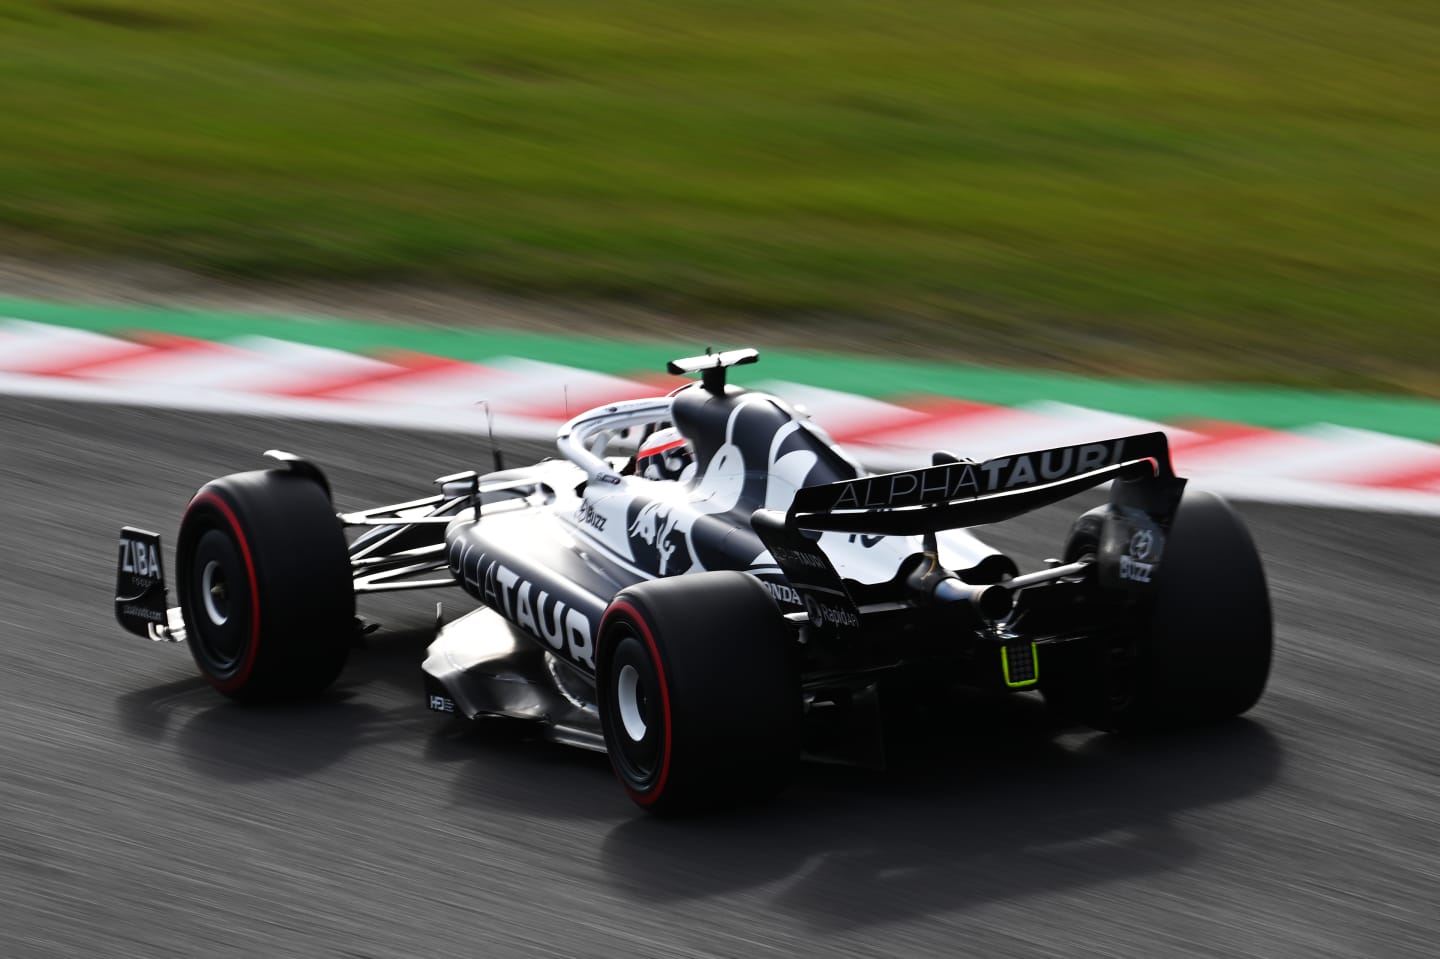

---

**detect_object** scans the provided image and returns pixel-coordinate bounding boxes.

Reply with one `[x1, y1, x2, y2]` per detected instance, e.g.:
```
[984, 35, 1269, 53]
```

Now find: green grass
[1, 0, 1438, 393]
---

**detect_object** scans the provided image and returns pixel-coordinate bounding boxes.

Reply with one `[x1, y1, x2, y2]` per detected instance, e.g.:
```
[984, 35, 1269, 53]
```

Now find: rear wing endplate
[751, 511, 861, 631]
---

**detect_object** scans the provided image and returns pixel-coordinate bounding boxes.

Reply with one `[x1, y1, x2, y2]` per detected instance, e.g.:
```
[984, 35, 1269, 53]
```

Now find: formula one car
[115, 348, 1271, 813]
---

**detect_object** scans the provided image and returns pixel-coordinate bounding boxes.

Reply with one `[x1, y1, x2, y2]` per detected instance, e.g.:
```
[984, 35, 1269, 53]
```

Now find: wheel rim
[617, 664, 648, 742]
[605, 632, 663, 787]
[187, 527, 249, 670]
[201, 560, 230, 626]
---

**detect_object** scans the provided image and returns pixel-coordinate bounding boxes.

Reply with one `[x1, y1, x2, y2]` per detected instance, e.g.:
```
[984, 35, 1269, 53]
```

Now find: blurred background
[4, 8, 1440, 957]
[2, 0, 1437, 395]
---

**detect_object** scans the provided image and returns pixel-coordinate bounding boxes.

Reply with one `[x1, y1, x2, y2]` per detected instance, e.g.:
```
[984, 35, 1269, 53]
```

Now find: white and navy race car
[115, 348, 1271, 813]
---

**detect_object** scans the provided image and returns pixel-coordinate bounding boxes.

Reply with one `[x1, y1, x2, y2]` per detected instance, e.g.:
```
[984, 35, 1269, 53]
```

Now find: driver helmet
[636, 425, 695, 483]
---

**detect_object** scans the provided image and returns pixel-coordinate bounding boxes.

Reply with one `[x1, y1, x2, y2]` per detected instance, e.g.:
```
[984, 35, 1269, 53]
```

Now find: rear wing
[751, 433, 1185, 626]
[783, 432, 1177, 536]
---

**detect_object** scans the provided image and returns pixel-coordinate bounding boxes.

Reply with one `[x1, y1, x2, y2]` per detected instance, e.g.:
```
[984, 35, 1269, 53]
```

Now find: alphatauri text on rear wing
[781, 432, 1177, 536]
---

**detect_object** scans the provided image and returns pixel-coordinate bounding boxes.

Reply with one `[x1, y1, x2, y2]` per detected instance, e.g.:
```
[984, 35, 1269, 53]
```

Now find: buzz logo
[574, 502, 607, 533]
[1119, 555, 1153, 583]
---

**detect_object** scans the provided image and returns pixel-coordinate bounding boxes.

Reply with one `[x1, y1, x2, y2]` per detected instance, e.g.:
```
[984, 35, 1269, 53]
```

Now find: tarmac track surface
[1, 397, 1437, 959]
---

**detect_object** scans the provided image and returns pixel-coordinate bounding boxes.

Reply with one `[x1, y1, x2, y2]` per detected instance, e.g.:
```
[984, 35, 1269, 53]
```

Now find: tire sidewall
[598, 605, 673, 806]
[596, 573, 799, 814]
[179, 492, 264, 693]
[183, 522, 259, 688]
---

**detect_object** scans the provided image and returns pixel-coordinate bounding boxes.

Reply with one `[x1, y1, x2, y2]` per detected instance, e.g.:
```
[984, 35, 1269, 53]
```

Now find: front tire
[597, 572, 800, 814]
[177, 469, 354, 701]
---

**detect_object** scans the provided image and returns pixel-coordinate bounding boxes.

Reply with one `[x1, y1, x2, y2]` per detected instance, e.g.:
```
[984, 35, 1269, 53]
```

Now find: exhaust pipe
[932, 577, 1014, 620]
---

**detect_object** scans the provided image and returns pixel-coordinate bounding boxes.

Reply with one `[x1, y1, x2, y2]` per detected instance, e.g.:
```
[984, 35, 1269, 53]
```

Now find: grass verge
[1, 0, 1437, 393]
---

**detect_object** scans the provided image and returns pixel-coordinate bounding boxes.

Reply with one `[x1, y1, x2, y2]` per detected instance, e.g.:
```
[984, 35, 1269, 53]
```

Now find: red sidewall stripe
[603, 601, 673, 806]
[187, 492, 262, 691]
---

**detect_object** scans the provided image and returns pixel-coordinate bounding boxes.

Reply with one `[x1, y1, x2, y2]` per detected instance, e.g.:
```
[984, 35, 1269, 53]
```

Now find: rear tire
[1048, 492, 1272, 732]
[177, 469, 354, 701]
[597, 572, 800, 814]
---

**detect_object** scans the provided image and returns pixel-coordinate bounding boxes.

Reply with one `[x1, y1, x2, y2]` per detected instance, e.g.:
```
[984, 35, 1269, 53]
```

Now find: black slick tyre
[597, 572, 800, 814]
[177, 469, 354, 701]
[1052, 492, 1272, 732]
